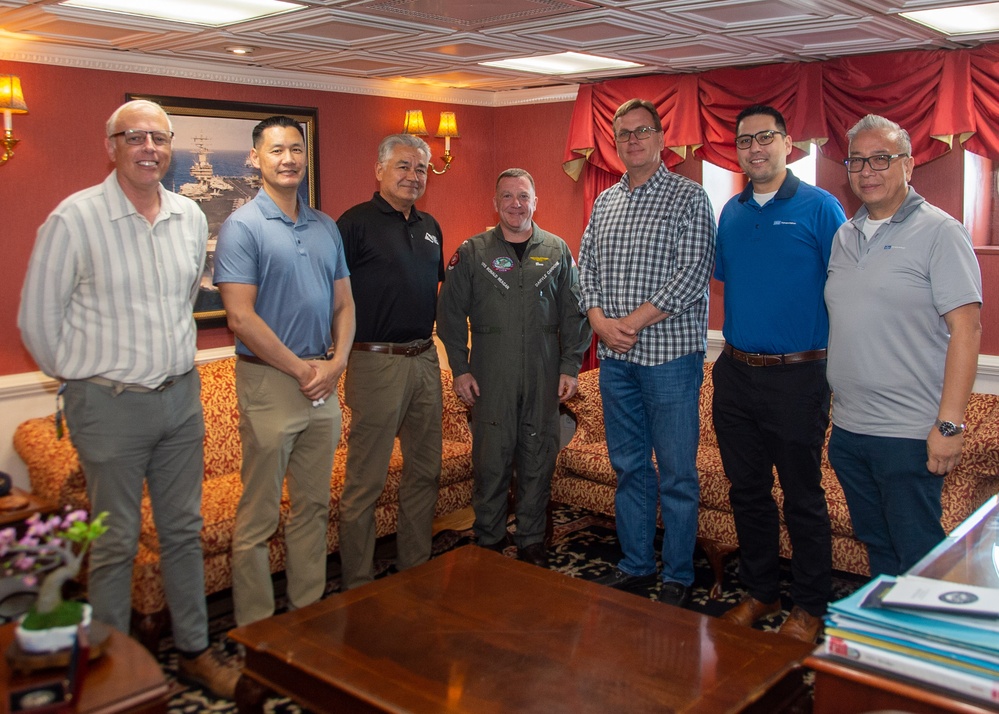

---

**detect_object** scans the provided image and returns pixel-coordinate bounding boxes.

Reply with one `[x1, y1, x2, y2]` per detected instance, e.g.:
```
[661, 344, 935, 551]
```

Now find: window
[702, 144, 817, 220]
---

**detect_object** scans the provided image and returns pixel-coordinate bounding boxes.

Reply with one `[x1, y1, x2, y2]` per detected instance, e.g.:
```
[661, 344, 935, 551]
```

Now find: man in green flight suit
[437, 168, 592, 568]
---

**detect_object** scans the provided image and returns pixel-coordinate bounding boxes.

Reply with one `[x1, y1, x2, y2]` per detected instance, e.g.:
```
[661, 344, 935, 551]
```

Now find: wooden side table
[808, 651, 999, 713]
[0, 623, 170, 714]
[0, 487, 58, 529]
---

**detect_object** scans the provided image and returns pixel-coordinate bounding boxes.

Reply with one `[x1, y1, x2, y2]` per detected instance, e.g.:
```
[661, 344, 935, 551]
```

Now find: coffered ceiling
[1, 0, 997, 103]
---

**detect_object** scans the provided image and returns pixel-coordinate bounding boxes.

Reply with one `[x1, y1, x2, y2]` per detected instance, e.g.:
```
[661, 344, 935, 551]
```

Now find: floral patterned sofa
[13, 356, 474, 649]
[551, 364, 999, 595]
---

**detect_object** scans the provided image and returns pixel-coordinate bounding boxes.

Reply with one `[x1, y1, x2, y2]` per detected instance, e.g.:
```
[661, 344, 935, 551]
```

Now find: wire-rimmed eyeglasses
[109, 129, 174, 147]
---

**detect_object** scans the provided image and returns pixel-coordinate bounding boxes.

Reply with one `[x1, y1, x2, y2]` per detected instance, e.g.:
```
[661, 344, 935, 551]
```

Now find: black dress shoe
[517, 542, 549, 568]
[658, 581, 691, 608]
[475, 535, 509, 553]
[592, 568, 658, 592]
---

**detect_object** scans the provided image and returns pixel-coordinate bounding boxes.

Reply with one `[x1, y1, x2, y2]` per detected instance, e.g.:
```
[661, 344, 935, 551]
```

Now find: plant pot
[15, 604, 91, 654]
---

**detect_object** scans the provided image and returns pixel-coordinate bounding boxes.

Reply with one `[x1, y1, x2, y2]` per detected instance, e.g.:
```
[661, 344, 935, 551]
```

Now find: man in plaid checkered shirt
[579, 98, 716, 608]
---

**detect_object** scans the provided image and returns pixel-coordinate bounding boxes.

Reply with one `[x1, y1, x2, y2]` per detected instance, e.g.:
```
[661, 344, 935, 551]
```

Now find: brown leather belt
[351, 339, 434, 357]
[237, 353, 331, 366]
[723, 343, 827, 367]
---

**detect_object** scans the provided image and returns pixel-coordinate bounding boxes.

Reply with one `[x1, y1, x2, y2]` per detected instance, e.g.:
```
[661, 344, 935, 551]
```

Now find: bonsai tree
[0, 510, 108, 629]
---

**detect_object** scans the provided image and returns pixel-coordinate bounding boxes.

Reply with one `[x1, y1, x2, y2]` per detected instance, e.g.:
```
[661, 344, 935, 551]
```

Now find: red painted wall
[1, 61, 508, 375]
[3, 60, 994, 376]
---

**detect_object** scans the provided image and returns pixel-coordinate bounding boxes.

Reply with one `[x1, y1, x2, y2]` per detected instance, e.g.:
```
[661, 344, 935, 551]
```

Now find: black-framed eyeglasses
[843, 154, 908, 173]
[734, 130, 786, 150]
[614, 126, 660, 143]
[109, 129, 174, 147]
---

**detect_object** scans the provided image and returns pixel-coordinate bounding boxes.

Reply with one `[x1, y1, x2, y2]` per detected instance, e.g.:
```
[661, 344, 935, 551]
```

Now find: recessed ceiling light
[901, 2, 999, 35]
[225, 45, 257, 55]
[58, 0, 304, 27]
[480, 52, 642, 75]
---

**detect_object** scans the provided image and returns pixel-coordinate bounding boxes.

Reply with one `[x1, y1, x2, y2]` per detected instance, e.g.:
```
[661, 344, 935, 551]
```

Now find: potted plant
[0, 509, 108, 653]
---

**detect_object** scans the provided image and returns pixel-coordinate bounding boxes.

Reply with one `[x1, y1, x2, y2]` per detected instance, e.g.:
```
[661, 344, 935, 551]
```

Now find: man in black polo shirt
[337, 134, 445, 589]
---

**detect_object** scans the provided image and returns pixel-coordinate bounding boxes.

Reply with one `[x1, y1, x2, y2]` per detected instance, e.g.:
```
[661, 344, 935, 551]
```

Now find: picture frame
[127, 94, 320, 323]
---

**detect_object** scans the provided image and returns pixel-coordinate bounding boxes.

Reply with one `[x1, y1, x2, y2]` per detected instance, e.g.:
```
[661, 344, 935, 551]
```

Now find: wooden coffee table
[0, 623, 170, 713]
[231, 546, 814, 713]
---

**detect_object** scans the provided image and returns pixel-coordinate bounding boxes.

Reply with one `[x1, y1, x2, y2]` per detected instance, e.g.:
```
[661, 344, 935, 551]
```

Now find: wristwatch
[935, 419, 966, 437]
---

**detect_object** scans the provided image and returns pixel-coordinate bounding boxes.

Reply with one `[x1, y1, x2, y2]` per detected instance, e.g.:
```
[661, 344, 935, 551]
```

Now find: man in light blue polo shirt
[825, 114, 981, 577]
[215, 115, 355, 626]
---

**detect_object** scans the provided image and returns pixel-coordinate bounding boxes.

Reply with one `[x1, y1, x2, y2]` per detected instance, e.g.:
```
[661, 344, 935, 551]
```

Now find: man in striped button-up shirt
[18, 100, 239, 699]
[578, 98, 716, 608]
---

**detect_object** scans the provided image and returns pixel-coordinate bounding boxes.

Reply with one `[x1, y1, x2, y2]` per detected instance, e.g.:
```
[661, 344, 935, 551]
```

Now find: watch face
[938, 421, 962, 436]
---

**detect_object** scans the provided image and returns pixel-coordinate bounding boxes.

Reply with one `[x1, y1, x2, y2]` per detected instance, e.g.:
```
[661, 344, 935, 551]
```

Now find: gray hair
[496, 168, 535, 190]
[847, 114, 912, 156]
[106, 99, 172, 137]
[377, 134, 431, 164]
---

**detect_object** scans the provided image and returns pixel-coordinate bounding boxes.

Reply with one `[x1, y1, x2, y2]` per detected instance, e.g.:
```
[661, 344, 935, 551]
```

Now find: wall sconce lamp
[0, 75, 28, 167]
[402, 109, 459, 174]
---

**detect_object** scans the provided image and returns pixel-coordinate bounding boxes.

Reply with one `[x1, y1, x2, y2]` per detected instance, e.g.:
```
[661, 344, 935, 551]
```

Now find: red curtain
[564, 43, 999, 183]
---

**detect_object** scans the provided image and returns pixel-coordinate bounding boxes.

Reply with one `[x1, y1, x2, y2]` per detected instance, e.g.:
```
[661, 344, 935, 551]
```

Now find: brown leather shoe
[178, 646, 241, 700]
[720, 594, 782, 627]
[777, 606, 823, 643]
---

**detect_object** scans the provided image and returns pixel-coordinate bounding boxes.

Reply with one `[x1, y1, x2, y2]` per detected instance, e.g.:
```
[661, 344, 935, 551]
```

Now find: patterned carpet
[159, 505, 868, 712]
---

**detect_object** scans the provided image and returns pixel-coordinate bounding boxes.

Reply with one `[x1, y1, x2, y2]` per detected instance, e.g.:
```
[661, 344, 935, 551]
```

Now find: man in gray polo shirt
[825, 114, 982, 577]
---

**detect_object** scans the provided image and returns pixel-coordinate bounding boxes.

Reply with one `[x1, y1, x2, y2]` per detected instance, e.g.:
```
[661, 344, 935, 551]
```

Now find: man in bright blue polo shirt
[713, 105, 846, 643]
[214, 115, 355, 627]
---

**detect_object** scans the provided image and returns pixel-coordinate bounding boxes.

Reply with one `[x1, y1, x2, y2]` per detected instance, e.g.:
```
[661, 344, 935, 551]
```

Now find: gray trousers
[64, 370, 208, 653]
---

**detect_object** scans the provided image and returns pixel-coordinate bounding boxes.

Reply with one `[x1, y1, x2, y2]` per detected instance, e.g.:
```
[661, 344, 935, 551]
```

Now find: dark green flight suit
[437, 224, 591, 547]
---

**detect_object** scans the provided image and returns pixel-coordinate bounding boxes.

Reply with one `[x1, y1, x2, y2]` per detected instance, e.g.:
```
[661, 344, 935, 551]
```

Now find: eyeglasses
[843, 154, 908, 173]
[734, 130, 785, 150]
[109, 129, 174, 146]
[614, 126, 660, 143]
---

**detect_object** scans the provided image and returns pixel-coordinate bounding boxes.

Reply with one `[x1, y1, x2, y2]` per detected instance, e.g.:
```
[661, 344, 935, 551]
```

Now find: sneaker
[177, 646, 241, 700]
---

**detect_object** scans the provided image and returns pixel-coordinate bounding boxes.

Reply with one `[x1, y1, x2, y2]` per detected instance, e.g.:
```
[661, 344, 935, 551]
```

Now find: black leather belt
[351, 339, 434, 357]
[723, 343, 827, 367]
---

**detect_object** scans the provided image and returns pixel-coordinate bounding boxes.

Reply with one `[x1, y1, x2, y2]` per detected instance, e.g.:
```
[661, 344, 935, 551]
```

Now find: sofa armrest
[13, 415, 89, 511]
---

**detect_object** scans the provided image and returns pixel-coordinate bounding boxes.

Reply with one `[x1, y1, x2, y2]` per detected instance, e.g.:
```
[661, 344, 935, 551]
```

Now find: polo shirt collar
[849, 186, 925, 228]
[738, 168, 800, 205]
[371, 191, 425, 223]
[254, 187, 311, 226]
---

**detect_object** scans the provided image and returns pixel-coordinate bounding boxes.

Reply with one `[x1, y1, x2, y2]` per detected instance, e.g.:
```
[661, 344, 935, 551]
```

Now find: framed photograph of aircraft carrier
[127, 93, 319, 323]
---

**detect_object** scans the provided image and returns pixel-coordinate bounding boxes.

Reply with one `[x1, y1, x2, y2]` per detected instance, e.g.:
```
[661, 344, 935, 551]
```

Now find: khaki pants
[231, 360, 340, 626]
[338, 348, 442, 589]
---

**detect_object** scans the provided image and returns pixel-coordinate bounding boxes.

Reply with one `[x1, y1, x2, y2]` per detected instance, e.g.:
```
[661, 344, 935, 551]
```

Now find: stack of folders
[823, 574, 999, 706]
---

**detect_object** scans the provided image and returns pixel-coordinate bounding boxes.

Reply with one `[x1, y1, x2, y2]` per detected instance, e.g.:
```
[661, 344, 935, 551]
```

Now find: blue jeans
[828, 426, 945, 576]
[599, 353, 703, 585]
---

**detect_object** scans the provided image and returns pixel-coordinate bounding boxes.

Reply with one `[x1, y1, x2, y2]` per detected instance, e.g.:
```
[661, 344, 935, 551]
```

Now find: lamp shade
[0, 75, 27, 113]
[436, 111, 459, 138]
[403, 109, 428, 136]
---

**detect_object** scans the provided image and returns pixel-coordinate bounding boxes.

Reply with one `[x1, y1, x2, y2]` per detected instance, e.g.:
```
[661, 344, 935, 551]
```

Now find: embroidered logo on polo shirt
[424, 232, 440, 245]
[773, 220, 797, 226]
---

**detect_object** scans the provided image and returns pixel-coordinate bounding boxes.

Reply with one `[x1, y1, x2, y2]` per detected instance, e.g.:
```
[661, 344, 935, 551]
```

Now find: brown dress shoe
[720, 594, 782, 627]
[178, 647, 242, 700]
[777, 606, 823, 643]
